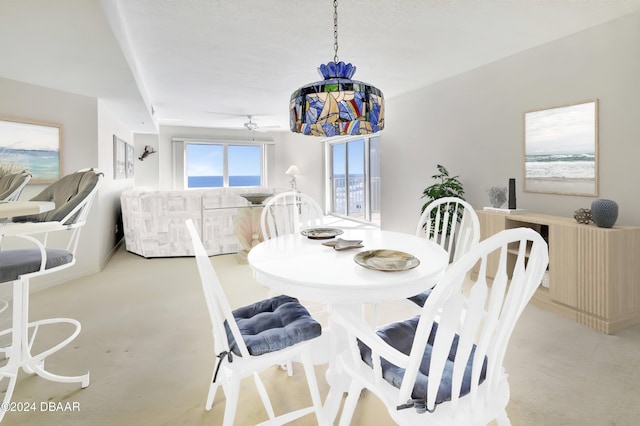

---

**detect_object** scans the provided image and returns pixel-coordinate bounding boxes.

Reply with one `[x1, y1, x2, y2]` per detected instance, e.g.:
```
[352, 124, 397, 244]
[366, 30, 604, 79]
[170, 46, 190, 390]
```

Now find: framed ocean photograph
[0, 117, 62, 184]
[523, 100, 598, 196]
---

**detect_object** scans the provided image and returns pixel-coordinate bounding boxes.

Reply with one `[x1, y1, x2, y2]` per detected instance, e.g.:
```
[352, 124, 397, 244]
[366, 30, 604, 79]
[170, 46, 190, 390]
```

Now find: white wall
[97, 100, 134, 266]
[273, 131, 325, 206]
[133, 133, 160, 188]
[381, 11, 640, 233]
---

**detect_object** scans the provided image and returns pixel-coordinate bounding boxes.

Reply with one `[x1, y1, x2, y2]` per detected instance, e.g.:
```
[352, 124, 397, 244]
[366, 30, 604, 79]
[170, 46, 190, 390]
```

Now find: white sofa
[120, 187, 273, 257]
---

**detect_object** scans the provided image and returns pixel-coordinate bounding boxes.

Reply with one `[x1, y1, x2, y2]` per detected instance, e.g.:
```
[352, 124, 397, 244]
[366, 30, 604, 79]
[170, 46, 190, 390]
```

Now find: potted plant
[420, 164, 465, 235]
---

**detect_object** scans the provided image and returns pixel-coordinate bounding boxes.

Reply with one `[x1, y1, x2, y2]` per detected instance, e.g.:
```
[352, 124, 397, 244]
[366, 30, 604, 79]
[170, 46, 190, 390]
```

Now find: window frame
[324, 133, 380, 225]
[172, 137, 272, 190]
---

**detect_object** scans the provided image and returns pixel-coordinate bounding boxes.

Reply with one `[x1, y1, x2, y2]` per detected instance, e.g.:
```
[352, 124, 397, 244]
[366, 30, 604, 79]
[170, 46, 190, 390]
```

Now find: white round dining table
[247, 228, 449, 305]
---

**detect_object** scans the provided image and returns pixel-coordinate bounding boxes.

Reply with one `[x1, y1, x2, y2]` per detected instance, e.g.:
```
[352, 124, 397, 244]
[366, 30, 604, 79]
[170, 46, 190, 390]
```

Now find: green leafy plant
[420, 164, 465, 235]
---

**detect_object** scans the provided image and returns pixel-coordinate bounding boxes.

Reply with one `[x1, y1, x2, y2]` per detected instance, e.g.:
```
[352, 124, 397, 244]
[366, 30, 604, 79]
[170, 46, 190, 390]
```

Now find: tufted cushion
[358, 317, 487, 406]
[225, 295, 321, 356]
[407, 289, 433, 307]
[13, 170, 100, 224]
[0, 248, 74, 283]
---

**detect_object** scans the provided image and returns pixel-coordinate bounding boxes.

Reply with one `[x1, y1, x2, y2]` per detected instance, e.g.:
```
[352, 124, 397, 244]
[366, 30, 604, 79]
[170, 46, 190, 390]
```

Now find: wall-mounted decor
[113, 135, 134, 179]
[125, 141, 135, 178]
[0, 116, 62, 183]
[523, 100, 598, 196]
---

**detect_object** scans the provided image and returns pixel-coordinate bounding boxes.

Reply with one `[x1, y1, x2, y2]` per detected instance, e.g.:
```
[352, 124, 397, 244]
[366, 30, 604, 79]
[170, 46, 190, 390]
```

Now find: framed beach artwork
[523, 100, 598, 196]
[0, 117, 62, 184]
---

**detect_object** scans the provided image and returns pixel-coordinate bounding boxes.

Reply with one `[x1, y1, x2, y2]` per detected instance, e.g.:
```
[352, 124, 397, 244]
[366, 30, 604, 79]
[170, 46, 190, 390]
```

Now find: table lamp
[285, 165, 301, 190]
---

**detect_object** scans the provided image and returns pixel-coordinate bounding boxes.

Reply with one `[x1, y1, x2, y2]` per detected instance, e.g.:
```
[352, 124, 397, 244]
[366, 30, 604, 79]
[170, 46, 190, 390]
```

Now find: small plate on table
[322, 238, 364, 251]
[354, 249, 420, 272]
[300, 227, 344, 240]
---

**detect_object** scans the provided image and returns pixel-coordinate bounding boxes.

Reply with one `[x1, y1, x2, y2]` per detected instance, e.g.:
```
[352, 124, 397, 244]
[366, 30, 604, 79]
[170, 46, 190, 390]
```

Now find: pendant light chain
[289, 0, 384, 136]
[333, 0, 339, 64]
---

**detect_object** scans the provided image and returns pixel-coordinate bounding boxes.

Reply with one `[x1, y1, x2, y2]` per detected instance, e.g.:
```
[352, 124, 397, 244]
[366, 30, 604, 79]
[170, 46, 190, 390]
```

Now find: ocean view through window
[186, 143, 262, 188]
[327, 134, 380, 225]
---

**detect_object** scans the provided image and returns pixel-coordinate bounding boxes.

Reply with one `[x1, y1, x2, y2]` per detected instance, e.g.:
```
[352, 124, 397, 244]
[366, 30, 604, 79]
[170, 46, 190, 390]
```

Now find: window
[185, 142, 263, 188]
[326, 134, 380, 225]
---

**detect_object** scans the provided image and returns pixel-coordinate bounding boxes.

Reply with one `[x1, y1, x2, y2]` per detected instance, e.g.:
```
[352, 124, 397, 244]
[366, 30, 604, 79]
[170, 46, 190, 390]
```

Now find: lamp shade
[285, 165, 301, 176]
[290, 61, 384, 137]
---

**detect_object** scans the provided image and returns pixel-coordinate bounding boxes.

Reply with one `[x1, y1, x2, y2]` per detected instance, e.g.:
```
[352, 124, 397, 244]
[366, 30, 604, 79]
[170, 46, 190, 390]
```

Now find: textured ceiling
[1, 0, 640, 133]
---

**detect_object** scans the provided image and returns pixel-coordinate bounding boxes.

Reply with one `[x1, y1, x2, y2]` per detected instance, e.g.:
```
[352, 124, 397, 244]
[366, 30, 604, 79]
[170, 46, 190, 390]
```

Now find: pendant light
[289, 0, 384, 137]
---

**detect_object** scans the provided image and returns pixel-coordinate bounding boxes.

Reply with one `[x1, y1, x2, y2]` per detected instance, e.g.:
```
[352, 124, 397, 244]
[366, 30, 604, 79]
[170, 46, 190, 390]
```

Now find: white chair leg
[204, 377, 219, 411]
[222, 376, 241, 426]
[338, 380, 363, 426]
[300, 350, 326, 425]
[254, 371, 276, 419]
[496, 409, 512, 426]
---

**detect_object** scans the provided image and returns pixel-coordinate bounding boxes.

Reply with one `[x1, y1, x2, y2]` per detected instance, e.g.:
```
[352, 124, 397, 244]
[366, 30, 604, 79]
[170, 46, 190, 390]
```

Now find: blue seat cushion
[0, 248, 74, 283]
[225, 294, 321, 356]
[407, 289, 432, 307]
[358, 317, 487, 406]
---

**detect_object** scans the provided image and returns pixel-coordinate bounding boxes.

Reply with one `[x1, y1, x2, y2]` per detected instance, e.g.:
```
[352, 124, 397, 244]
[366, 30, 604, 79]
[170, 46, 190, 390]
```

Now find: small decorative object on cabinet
[508, 178, 517, 209]
[591, 199, 618, 228]
[486, 186, 507, 208]
[475, 209, 640, 334]
[573, 208, 592, 224]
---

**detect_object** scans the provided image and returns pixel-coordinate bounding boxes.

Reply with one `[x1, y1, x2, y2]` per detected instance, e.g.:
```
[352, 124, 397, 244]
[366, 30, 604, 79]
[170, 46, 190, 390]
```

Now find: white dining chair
[0, 171, 31, 201]
[185, 219, 327, 426]
[0, 168, 102, 423]
[408, 197, 480, 307]
[332, 227, 548, 425]
[260, 191, 324, 240]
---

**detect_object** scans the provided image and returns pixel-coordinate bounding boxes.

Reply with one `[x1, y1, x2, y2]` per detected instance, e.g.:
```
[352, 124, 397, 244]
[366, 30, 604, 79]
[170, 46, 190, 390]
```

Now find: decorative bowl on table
[240, 193, 273, 205]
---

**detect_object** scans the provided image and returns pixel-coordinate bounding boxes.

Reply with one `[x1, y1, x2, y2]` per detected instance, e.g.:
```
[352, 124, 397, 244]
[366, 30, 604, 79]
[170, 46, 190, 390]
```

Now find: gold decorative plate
[354, 249, 420, 272]
[300, 227, 344, 240]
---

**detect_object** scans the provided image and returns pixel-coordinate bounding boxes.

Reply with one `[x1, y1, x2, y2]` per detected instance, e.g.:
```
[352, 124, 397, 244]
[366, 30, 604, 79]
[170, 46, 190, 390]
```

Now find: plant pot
[591, 199, 618, 228]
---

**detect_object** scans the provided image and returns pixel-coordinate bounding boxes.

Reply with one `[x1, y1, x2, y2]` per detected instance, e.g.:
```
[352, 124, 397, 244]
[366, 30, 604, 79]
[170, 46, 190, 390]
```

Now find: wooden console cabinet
[476, 210, 640, 334]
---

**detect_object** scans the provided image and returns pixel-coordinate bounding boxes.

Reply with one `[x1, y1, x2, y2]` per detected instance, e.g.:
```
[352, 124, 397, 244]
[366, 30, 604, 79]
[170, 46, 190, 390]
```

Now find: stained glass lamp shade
[290, 61, 384, 137]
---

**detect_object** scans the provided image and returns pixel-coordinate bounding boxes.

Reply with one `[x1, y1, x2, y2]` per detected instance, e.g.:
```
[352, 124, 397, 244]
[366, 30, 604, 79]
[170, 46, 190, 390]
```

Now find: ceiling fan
[244, 115, 260, 131]
[204, 112, 282, 132]
[243, 115, 280, 132]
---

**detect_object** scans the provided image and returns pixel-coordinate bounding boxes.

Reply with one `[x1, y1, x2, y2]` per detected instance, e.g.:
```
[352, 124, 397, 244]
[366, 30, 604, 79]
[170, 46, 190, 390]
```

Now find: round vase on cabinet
[590, 199, 618, 228]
